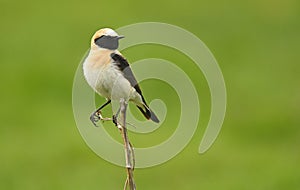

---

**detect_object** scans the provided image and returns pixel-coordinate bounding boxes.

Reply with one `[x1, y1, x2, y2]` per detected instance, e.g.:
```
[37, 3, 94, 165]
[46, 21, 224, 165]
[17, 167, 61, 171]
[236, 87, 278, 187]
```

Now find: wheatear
[83, 28, 159, 126]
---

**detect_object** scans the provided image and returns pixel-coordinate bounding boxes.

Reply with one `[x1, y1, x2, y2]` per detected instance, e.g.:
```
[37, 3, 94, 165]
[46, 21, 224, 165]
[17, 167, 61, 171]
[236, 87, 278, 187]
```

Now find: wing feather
[110, 53, 143, 96]
[110, 52, 159, 123]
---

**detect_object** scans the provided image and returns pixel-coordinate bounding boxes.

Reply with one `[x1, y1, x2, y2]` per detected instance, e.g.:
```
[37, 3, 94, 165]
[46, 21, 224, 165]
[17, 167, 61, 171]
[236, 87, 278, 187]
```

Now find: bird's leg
[112, 106, 121, 126]
[90, 100, 111, 127]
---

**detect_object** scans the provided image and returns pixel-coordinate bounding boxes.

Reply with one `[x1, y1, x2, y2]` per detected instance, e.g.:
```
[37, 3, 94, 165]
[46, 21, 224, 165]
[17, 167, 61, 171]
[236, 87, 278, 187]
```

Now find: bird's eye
[94, 35, 104, 43]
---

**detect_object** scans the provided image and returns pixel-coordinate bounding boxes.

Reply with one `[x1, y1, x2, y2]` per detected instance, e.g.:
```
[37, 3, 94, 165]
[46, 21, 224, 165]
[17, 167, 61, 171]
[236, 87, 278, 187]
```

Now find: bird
[83, 28, 159, 126]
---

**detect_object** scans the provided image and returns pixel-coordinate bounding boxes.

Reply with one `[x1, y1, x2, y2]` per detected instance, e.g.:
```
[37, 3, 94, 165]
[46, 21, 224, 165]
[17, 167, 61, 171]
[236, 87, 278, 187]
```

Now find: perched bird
[83, 28, 159, 126]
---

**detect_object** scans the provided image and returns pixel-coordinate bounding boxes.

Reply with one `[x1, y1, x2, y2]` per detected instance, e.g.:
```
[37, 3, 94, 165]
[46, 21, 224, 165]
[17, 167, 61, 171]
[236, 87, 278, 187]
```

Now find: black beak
[117, 36, 125, 40]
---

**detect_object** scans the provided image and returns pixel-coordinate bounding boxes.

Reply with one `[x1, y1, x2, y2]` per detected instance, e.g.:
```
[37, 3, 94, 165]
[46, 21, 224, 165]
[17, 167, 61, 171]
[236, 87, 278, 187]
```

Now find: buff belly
[84, 62, 138, 102]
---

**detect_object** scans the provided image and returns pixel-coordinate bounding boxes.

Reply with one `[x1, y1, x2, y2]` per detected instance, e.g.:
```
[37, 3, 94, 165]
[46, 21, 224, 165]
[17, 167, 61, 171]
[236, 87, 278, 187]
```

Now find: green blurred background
[1, 0, 299, 189]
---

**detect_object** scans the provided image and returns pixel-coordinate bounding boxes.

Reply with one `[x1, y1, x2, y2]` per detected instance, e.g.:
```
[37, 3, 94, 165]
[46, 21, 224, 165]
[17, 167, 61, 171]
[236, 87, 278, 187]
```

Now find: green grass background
[1, 0, 300, 189]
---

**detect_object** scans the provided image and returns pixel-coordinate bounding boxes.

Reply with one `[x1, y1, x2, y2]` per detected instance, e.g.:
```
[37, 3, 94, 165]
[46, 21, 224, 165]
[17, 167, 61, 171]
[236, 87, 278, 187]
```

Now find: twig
[117, 99, 136, 190]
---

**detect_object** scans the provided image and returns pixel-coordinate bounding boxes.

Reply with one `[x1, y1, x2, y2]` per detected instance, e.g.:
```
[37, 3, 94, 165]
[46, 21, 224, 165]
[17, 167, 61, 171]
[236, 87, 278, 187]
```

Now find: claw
[90, 111, 101, 127]
[112, 115, 118, 126]
[90, 110, 113, 127]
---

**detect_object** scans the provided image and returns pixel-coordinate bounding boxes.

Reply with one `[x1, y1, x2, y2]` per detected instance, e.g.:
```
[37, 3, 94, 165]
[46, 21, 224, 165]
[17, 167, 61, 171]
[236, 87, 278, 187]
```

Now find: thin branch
[117, 99, 136, 190]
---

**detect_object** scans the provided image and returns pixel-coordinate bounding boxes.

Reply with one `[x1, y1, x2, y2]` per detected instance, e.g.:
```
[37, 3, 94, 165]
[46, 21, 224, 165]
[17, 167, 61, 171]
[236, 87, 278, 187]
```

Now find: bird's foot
[112, 115, 135, 128]
[90, 111, 112, 127]
[112, 115, 118, 126]
[90, 111, 100, 127]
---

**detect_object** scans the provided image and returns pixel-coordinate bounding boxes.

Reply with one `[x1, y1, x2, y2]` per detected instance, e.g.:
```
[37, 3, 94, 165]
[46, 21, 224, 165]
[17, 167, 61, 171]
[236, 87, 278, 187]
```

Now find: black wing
[110, 52, 159, 123]
[110, 53, 143, 95]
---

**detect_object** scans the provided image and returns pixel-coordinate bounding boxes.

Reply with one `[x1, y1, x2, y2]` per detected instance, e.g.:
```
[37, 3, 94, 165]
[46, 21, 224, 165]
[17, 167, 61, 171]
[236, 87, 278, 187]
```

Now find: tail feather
[137, 105, 159, 123]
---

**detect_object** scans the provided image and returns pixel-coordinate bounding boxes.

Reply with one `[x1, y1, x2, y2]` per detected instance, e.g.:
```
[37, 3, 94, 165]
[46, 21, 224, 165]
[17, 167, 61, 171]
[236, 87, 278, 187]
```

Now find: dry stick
[117, 99, 136, 190]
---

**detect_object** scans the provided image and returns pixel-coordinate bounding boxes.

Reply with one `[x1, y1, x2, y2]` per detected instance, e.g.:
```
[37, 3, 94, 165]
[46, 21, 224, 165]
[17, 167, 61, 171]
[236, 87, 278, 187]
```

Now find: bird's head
[91, 28, 124, 50]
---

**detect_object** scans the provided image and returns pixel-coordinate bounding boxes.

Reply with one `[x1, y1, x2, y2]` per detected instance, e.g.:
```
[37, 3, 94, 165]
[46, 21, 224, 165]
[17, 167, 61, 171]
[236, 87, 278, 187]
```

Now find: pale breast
[83, 50, 133, 100]
[83, 50, 111, 98]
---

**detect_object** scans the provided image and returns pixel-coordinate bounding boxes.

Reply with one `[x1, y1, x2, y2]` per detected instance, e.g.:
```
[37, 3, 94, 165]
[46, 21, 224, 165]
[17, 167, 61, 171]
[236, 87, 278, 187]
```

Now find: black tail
[137, 105, 159, 123]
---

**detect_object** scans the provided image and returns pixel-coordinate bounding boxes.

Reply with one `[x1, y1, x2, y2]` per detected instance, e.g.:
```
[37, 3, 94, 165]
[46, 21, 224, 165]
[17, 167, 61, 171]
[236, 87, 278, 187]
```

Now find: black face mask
[94, 35, 121, 50]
